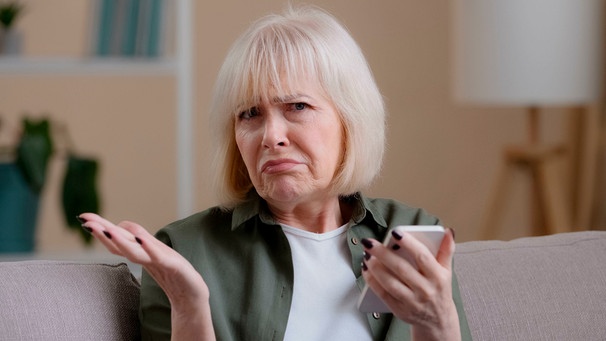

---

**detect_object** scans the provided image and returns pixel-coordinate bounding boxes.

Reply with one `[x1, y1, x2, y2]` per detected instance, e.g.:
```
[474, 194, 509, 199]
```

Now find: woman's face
[234, 78, 344, 206]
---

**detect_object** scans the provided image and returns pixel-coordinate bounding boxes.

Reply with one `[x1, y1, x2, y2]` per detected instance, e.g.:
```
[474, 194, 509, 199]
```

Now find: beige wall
[0, 0, 581, 252]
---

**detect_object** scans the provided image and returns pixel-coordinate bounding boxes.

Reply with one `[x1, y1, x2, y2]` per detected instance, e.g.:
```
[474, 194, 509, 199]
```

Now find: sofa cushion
[0, 260, 140, 340]
[455, 231, 606, 340]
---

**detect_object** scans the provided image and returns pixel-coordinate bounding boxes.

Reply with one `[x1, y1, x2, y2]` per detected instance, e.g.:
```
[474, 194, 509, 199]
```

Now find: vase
[0, 163, 40, 253]
[0, 28, 23, 55]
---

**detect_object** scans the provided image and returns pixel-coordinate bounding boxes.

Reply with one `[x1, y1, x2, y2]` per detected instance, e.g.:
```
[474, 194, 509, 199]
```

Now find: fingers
[117, 220, 171, 265]
[79, 213, 123, 255]
[361, 240, 418, 307]
[388, 228, 454, 280]
[109, 221, 155, 264]
[79, 213, 211, 305]
[361, 227, 454, 296]
[363, 237, 428, 292]
[80, 213, 134, 241]
[79, 213, 185, 269]
[79, 213, 153, 264]
[385, 230, 442, 277]
[362, 229, 456, 325]
[436, 228, 456, 271]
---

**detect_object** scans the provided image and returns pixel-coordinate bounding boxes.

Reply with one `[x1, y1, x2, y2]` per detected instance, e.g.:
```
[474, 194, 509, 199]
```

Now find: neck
[268, 196, 352, 233]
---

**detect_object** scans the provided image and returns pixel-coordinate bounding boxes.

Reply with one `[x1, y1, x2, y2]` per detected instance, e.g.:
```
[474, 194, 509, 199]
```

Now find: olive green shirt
[140, 192, 472, 340]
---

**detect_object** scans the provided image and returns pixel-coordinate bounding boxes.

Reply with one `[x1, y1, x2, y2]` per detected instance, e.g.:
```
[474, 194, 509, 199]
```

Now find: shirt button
[372, 312, 381, 319]
[351, 237, 359, 245]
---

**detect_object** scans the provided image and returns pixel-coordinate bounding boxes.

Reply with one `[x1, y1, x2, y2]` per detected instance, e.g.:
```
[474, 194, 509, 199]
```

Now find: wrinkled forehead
[235, 64, 323, 113]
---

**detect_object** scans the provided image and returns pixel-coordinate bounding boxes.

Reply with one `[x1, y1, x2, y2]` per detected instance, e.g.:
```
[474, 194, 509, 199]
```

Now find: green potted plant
[0, 116, 101, 252]
[0, 0, 25, 54]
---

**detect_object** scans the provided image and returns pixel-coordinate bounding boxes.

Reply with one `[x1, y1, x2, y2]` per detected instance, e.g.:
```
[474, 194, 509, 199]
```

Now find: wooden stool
[482, 143, 571, 239]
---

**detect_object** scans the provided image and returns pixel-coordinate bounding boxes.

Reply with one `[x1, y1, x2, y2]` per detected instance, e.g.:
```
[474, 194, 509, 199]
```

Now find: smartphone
[357, 225, 445, 313]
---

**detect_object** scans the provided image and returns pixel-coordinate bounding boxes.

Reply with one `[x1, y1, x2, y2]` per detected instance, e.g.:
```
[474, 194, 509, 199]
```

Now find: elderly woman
[80, 5, 471, 341]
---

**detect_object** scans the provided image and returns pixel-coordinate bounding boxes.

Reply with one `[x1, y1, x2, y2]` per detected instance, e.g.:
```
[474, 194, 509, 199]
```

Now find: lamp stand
[482, 107, 572, 239]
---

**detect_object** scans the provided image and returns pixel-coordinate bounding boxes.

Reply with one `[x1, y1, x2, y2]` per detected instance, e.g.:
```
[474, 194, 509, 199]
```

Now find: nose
[262, 111, 289, 149]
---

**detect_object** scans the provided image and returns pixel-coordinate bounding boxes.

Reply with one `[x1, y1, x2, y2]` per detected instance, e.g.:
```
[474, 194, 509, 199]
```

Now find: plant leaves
[15, 118, 53, 194]
[62, 155, 100, 246]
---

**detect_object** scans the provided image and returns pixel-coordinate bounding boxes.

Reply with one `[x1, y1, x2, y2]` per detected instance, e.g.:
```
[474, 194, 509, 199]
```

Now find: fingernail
[82, 225, 93, 233]
[391, 230, 403, 240]
[361, 260, 368, 271]
[361, 238, 373, 249]
[103, 231, 112, 239]
[449, 228, 456, 241]
[363, 251, 371, 260]
[76, 215, 86, 224]
[135, 237, 142, 245]
[392, 244, 401, 251]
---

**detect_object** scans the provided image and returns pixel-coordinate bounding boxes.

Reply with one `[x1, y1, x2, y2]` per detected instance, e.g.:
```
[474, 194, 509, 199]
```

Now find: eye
[238, 107, 260, 120]
[292, 102, 307, 111]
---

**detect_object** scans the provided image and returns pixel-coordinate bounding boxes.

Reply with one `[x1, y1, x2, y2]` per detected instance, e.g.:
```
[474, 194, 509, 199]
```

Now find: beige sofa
[1, 230, 605, 340]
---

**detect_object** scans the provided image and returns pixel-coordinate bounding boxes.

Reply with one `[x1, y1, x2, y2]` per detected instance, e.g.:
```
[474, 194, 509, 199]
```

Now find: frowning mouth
[261, 159, 302, 174]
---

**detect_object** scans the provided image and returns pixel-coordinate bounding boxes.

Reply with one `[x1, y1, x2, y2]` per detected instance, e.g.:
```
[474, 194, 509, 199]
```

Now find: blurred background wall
[0, 0, 603, 253]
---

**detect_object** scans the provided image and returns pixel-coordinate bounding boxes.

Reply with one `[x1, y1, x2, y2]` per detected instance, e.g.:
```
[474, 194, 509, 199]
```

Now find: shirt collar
[231, 191, 388, 231]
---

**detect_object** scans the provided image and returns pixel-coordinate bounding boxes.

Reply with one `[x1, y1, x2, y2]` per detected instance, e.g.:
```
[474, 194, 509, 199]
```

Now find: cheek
[310, 126, 343, 170]
[323, 124, 344, 155]
[235, 133, 258, 172]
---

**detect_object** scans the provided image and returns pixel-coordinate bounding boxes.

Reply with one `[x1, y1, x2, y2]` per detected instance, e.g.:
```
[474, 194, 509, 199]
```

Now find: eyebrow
[271, 93, 310, 103]
[234, 93, 312, 116]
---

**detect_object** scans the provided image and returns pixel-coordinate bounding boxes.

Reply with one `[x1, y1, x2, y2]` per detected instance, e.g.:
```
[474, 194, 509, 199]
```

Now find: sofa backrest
[2, 231, 604, 340]
[455, 230, 606, 340]
[0, 260, 140, 341]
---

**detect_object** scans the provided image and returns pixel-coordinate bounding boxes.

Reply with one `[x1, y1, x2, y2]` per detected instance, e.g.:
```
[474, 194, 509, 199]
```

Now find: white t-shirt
[281, 223, 373, 341]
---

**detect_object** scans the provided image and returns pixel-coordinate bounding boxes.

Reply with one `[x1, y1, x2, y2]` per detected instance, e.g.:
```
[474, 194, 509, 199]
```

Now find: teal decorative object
[0, 117, 101, 252]
[0, 117, 52, 253]
[0, 163, 39, 252]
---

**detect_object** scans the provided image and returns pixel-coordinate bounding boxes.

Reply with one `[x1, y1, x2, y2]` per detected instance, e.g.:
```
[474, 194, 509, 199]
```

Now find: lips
[261, 159, 302, 174]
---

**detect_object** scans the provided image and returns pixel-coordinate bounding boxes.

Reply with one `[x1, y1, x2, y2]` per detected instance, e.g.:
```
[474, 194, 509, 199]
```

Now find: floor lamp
[452, 0, 604, 239]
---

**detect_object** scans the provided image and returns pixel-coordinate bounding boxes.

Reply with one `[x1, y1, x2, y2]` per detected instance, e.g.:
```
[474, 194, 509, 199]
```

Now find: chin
[257, 179, 307, 204]
[262, 188, 303, 204]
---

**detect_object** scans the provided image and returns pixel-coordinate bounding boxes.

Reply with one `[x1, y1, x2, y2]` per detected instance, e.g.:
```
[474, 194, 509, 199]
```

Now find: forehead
[237, 71, 327, 110]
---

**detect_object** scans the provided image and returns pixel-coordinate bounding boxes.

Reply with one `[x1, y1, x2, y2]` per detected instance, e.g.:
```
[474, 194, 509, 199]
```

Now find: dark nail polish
[449, 228, 456, 241]
[363, 251, 371, 260]
[135, 237, 142, 245]
[361, 238, 373, 249]
[391, 230, 403, 240]
[82, 225, 93, 233]
[103, 231, 112, 239]
[392, 244, 401, 251]
[362, 260, 368, 271]
[76, 215, 86, 224]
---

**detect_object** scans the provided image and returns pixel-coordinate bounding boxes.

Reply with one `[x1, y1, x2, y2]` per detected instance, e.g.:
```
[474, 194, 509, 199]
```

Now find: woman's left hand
[361, 228, 461, 341]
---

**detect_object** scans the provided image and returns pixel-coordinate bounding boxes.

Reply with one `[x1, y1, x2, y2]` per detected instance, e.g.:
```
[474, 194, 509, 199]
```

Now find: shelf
[0, 0, 195, 220]
[0, 56, 177, 76]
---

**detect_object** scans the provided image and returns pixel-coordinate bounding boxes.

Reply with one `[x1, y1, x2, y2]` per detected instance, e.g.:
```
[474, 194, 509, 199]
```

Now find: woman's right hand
[79, 213, 216, 341]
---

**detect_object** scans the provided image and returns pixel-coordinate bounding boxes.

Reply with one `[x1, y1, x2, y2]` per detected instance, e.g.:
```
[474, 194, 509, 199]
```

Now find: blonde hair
[210, 5, 385, 208]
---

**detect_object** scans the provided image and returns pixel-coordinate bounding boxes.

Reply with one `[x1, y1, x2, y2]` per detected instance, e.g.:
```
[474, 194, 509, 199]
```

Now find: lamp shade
[452, 0, 604, 106]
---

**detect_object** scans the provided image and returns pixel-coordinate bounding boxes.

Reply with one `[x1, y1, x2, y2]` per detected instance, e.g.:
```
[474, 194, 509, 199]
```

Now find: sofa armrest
[455, 231, 606, 340]
[0, 260, 140, 340]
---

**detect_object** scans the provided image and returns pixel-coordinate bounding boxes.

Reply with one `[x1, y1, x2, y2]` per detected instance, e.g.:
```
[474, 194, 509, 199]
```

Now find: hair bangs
[233, 23, 322, 114]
